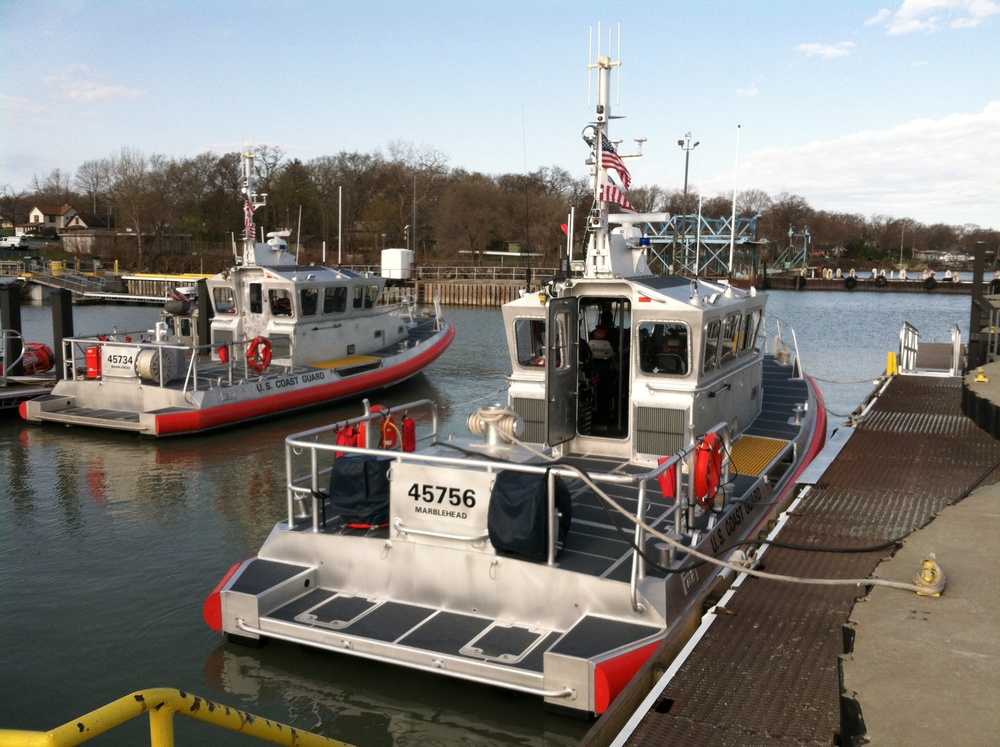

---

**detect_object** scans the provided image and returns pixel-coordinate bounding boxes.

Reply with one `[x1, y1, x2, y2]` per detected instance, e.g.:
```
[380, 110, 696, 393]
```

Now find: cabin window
[324, 286, 347, 313]
[514, 318, 546, 367]
[740, 309, 762, 355]
[269, 289, 293, 317]
[366, 285, 379, 309]
[180, 318, 192, 337]
[353, 286, 363, 309]
[703, 319, 721, 373]
[638, 322, 690, 376]
[300, 287, 319, 316]
[720, 313, 742, 365]
[213, 287, 237, 314]
[249, 283, 263, 314]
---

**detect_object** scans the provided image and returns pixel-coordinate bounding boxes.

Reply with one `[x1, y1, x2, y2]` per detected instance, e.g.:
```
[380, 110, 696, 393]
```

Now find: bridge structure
[770, 224, 811, 271]
[638, 213, 762, 277]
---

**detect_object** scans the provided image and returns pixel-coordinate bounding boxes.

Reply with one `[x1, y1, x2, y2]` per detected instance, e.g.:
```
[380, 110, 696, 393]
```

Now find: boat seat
[589, 340, 614, 360]
[654, 353, 686, 375]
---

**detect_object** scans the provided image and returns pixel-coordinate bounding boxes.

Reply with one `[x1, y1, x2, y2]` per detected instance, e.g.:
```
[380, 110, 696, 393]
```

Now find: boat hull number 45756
[408, 483, 478, 508]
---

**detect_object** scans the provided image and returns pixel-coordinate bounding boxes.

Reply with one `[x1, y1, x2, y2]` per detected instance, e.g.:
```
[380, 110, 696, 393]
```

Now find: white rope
[506, 432, 945, 597]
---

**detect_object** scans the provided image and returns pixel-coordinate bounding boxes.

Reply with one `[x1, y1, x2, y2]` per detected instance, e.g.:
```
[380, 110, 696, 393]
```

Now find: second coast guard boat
[20, 153, 454, 436]
[204, 52, 825, 715]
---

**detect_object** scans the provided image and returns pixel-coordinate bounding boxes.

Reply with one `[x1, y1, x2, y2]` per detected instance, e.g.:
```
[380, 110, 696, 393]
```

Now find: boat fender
[402, 416, 417, 452]
[924, 276, 937, 290]
[793, 274, 806, 290]
[694, 432, 723, 509]
[2, 342, 55, 376]
[844, 276, 858, 290]
[247, 336, 272, 373]
[656, 457, 677, 499]
[875, 274, 887, 288]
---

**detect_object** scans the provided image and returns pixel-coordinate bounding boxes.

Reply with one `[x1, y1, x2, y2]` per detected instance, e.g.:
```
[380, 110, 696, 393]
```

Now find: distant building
[24, 204, 79, 235]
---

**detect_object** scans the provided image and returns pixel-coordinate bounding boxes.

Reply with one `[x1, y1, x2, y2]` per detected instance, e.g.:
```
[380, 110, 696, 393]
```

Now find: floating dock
[589, 355, 1000, 745]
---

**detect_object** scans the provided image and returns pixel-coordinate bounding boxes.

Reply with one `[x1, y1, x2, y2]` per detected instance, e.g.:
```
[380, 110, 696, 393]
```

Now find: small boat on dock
[19, 153, 454, 436]
[204, 50, 825, 716]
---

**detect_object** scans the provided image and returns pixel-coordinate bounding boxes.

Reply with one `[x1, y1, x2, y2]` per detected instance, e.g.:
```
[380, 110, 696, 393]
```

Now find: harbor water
[0, 291, 970, 745]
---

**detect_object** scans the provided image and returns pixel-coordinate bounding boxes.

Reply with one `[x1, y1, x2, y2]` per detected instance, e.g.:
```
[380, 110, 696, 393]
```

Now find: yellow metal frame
[0, 688, 352, 747]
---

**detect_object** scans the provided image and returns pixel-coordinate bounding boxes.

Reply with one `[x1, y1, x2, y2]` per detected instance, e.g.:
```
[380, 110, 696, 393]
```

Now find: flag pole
[728, 124, 741, 275]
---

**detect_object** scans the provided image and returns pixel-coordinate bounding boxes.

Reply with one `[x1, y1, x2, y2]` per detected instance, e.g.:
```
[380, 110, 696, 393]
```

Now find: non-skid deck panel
[615, 374, 1000, 746]
[729, 435, 788, 478]
[551, 616, 662, 659]
[43, 406, 144, 424]
[230, 558, 310, 595]
[267, 591, 557, 671]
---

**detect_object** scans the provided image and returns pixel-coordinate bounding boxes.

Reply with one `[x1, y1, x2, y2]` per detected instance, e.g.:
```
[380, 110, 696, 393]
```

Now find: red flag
[560, 223, 569, 235]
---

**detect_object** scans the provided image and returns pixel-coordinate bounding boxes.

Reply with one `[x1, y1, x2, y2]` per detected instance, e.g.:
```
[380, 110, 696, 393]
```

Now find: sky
[1, 0, 998, 230]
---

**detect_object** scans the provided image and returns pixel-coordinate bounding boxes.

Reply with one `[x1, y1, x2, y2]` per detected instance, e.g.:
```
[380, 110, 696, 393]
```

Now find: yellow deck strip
[309, 355, 381, 370]
[730, 434, 789, 478]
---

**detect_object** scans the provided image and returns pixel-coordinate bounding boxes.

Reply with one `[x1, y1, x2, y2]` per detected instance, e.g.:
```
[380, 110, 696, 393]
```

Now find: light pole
[678, 132, 699, 214]
[677, 132, 699, 268]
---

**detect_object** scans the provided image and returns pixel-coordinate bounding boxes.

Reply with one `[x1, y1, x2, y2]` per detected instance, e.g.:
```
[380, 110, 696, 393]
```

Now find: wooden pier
[588, 362, 1000, 745]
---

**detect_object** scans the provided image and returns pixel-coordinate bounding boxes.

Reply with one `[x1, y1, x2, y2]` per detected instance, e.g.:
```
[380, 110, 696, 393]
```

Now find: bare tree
[74, 159, 112, 216]
[108, 147, 151, 264]
[30, 169, 75, 206]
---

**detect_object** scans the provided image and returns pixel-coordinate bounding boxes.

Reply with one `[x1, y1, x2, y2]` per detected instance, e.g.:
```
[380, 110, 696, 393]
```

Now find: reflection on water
[0, 297, 970, 744]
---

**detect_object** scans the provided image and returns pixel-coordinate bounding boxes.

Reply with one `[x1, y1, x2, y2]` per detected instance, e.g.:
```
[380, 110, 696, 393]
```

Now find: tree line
[2, 141, 996, 274]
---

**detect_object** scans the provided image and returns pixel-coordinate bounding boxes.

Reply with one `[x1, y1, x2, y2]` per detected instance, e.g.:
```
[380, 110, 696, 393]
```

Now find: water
[0, 293, 970, 744]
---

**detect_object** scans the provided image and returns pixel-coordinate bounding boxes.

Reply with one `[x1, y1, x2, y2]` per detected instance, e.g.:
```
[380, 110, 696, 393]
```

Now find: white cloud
[795, 42, 855, 59]
[717, 102, 1000, 227]
[869, 0, 1000, 35]
[735, 85, 759, 98]
[865, 9, 893, 26]
[43, 64, 141, 103]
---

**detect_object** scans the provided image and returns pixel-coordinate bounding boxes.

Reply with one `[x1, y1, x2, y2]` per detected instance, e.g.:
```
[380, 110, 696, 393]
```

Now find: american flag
[600, 133, 631, 189]
[600, 182, 636, 212]
[244, 199, 256, 241]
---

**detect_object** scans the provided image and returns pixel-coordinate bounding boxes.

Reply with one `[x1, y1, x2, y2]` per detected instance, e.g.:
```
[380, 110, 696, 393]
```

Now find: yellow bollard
[886, 352, 898, 376]
[975, 368, 989, 383]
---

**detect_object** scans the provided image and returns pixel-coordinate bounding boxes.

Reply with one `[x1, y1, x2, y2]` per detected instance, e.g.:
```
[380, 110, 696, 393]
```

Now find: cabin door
[545, 297, 579, 447]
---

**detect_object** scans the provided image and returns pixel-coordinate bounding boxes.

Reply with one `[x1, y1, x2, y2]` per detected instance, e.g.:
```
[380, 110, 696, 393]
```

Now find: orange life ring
[247, 336, 272, 373]
[694, 432, 723, 509]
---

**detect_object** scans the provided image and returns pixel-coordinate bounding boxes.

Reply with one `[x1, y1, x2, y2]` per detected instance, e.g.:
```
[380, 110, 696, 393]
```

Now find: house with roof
[24, 204, 78, 236]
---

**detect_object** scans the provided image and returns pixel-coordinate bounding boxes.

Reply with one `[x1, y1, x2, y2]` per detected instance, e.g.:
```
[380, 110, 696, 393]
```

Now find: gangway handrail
[899, 322, 920, 372]
[1, 328, 25, 386]
[763, 311, 805, 378]
[0, 687, 352, 747]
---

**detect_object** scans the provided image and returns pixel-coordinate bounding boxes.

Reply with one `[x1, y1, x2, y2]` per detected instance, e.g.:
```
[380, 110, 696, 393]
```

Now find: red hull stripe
[154, 323, 455, 436]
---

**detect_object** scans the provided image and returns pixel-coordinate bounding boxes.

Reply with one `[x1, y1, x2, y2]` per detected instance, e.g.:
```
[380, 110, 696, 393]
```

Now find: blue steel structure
[638, 213, 762, 277]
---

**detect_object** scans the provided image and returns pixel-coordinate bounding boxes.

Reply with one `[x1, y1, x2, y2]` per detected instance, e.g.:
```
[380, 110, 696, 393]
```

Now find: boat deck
[227, 357, 813, 696]
[595, 374, 1000, 745]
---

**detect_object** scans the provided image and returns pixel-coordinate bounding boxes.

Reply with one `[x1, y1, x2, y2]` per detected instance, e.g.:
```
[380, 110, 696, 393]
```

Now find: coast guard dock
[587, 287, 1000, 744]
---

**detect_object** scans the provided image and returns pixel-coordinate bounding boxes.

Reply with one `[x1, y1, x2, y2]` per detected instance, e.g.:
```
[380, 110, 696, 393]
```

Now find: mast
[241, 152, 268, 267]
[581, 47, 663, 279]
[584, 54, 619, 278]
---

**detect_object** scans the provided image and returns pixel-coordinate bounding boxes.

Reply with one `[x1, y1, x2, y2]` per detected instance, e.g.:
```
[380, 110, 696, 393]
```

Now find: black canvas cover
[328, 456, 391, 527]
[487, 470, 572, 560]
